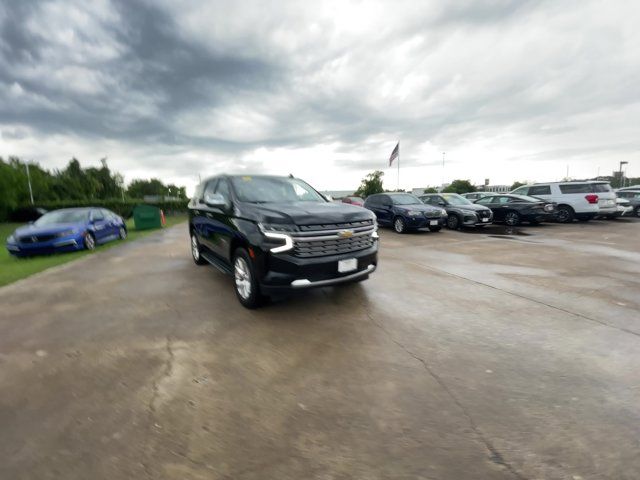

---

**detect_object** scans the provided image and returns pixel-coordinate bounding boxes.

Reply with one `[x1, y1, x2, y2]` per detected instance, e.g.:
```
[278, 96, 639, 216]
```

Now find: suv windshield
[442, 194, 472, 205]
[391, 194, 422, 205]
[230, 176, 325, 203]
[35, 210, 89, 225]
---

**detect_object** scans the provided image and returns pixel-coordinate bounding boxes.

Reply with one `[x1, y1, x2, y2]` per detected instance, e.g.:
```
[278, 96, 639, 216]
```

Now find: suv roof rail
[533, 180, 610, 185]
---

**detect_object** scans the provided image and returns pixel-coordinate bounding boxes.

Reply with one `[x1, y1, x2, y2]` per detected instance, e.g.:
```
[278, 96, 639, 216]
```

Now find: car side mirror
[438, 201, 446, 206]
[204, 192, 227, 208]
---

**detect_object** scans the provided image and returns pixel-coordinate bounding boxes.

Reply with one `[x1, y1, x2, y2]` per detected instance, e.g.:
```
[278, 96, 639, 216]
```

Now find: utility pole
[25, 162, 34, 205]
[441, 152, 446, 188]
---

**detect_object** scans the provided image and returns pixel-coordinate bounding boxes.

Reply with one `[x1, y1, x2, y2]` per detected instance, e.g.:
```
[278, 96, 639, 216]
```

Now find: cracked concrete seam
[361, 302, 528, 480]
[141, 335, 177, 479]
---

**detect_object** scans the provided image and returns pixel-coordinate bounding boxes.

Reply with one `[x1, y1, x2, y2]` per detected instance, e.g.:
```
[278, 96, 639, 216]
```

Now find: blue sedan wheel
[84, 232, 96, 251]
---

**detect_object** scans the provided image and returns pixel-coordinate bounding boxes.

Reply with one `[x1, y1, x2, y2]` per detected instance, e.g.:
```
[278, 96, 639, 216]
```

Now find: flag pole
[397, 143, 400, 191]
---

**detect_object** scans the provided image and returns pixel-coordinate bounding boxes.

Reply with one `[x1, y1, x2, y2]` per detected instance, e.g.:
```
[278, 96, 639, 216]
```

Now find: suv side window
[559, 183, 590, 194]
[203, 179, 218, 199]
[512, 187, 529, 195]
[528, 186, 551, 196]
[476, 197, 493, 204]
[215, 178, 231, 204]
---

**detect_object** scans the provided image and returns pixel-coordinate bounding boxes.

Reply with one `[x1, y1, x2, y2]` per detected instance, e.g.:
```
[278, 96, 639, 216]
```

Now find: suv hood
[451, 204, 490, 212]
[397, 204, 442, 213]
[244, 201, 375, 226]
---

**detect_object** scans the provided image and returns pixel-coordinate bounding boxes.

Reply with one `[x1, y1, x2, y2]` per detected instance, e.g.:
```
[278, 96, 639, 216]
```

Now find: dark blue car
[5, 207, 127, 257]
[364, 193, 448, 233]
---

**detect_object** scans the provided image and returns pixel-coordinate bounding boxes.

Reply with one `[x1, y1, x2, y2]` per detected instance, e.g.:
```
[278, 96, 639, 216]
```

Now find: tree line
[0, 156, 187, 218]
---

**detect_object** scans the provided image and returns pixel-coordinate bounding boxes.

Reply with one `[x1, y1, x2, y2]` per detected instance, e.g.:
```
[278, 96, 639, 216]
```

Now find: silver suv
[511, 181, 617, 222]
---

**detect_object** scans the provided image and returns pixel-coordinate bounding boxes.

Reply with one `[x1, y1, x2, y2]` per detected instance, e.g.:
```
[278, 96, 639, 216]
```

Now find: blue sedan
[5, 207, 127, 257]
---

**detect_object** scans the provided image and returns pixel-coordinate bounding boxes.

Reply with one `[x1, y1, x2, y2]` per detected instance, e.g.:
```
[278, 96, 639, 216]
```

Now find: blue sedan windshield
[35, 210, 89, 225]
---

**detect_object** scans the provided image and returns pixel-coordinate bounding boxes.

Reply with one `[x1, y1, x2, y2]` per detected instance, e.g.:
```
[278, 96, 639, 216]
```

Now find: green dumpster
[132, 204, 164, 230]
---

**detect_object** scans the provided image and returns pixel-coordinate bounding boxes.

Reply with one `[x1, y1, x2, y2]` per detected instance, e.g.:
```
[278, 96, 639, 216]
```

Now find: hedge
[5, 199, 189, 220]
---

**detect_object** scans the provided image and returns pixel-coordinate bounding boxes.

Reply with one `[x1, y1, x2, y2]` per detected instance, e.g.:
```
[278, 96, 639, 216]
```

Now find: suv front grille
[424, 210, 441, 219]
[477, 209, 491, 218]
[292, 220, 376, 258]
[298, 220, 374, 231]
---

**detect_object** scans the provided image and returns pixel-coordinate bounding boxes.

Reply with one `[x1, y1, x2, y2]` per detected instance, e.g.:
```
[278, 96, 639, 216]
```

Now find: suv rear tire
[556, 205, 575, 223]
[446, 215, 460, 230]
[191, 233, 207, 265]
[233, 248, 263, 309]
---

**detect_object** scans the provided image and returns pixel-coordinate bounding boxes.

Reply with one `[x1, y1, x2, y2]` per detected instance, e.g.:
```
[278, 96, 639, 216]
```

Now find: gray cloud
[0, 0, 638, 189]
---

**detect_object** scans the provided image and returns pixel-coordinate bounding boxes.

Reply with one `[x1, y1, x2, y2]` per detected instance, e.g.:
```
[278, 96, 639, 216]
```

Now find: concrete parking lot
[1, 218, 639, 480]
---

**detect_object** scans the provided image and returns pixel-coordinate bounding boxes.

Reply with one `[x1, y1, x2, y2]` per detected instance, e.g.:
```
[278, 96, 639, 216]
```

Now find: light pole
[619, 161, 628, 188]
[441, 152, 446, 188]
[25, 162, 34, 205]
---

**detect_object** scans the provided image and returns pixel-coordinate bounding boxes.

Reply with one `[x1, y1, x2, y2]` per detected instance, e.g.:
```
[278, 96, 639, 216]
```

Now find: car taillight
[585, 194, 598, 204]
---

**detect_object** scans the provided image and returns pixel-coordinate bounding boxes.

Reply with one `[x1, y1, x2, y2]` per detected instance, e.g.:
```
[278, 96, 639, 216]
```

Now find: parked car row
[359, 181, 638, 232]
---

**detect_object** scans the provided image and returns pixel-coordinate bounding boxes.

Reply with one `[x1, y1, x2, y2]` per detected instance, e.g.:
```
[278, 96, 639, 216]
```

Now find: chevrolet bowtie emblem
[338, 230, 354, 238]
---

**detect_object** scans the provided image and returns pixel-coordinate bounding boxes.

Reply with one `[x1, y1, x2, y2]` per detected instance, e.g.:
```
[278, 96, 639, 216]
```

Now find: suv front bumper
[259, 245, 378, 293]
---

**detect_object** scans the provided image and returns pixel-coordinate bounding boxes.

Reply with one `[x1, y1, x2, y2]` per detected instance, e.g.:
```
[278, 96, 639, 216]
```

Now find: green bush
[8, 199, 189, 220]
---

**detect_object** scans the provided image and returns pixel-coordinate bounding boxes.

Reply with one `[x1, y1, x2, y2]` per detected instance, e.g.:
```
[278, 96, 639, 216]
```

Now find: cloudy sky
[1, 0, 638, 193]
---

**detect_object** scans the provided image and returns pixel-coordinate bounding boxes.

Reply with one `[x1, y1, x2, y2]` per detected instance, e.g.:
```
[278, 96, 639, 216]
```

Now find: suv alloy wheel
[232, 248, 262, 309]
[446, 215, 460, 229]
[191, 234, 207, 265]
[556, 205, 574, 223]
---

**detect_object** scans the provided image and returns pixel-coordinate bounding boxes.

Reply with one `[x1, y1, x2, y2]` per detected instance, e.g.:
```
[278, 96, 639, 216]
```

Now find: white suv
[510, 181, 617, 222]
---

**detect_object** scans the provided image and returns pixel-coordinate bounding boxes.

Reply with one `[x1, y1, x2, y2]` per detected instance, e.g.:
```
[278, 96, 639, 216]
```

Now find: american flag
[388, 142, 399, 166]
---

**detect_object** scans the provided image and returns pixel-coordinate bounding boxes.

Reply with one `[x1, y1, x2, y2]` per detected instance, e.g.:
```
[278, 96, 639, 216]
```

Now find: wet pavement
[1, 218, 639, 479]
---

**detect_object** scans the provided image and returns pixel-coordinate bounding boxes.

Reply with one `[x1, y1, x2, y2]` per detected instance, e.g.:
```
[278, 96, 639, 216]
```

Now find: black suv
[363, 192, 446, 233]
[189, 175, 379, 308]
[420, 193, 493, 229]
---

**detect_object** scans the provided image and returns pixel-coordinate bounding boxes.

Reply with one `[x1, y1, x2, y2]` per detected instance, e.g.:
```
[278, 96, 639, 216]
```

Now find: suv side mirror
[204, 193, 227, 208]
[438, 201, 446, 206]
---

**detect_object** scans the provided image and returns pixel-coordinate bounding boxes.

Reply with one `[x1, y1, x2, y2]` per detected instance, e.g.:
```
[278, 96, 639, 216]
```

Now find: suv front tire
[233, 248, 263, 309]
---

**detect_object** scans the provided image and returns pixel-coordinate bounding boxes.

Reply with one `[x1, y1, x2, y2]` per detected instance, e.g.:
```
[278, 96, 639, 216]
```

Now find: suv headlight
[6, 234, 16, 243]
[372, 218, 379, 239]
[440, 209, 448, 217]
[258, 223, 294, 253]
